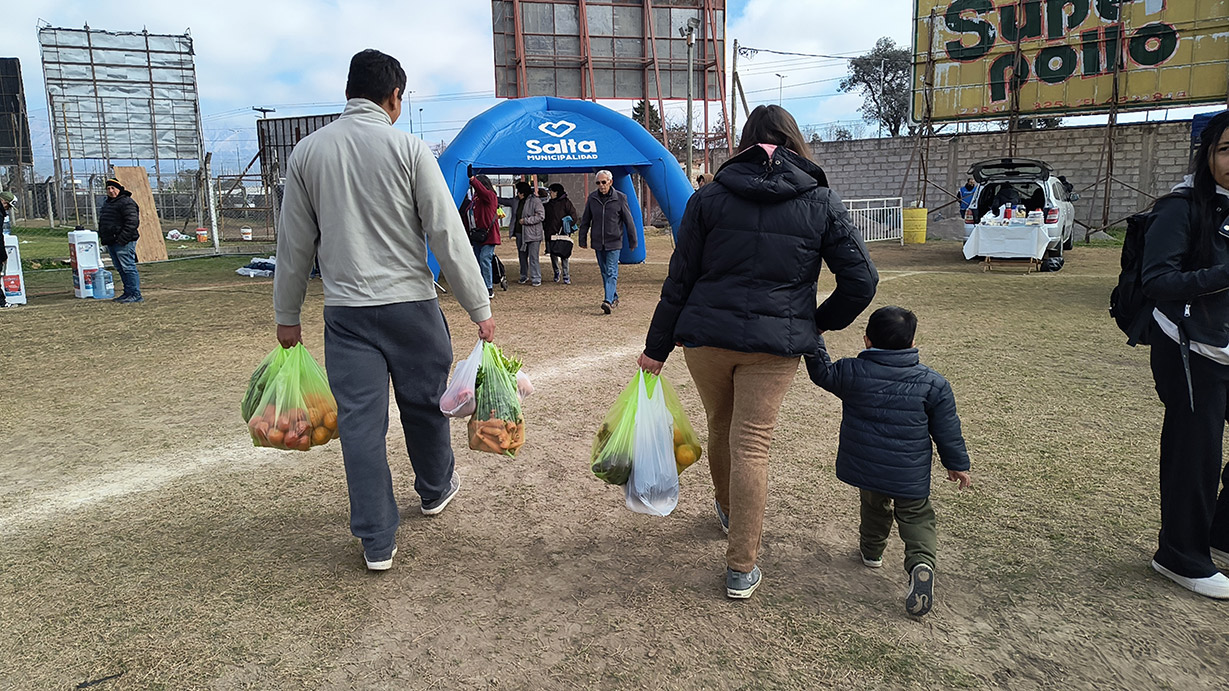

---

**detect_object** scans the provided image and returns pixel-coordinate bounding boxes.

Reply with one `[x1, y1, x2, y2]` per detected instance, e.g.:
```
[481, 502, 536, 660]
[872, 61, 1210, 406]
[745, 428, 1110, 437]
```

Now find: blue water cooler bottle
[93, 267, 115, 299]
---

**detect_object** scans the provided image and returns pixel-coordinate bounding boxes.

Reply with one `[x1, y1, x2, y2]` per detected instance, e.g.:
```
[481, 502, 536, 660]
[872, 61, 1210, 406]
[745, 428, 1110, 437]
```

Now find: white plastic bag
[440, 341, 484, 417]
[625, 372, 680, 516]
[516, 371, 534, 402]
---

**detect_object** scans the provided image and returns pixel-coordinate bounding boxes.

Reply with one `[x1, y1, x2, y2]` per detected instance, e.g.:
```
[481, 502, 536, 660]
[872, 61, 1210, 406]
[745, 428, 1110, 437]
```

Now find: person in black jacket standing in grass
[805, 306, 971, 617]
[638, 105, 878, 600]
[1140, 110, 1229, 600]
[98, 178, 142, 303]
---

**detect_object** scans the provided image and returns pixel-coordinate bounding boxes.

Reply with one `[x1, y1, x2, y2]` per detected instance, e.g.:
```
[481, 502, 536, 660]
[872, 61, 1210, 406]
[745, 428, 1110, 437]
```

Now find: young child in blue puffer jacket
[804, 305, 972, 617]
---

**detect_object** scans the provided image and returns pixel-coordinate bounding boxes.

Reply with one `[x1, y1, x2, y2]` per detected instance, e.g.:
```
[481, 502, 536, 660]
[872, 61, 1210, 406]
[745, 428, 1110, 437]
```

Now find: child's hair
[866, 306, 918, 350]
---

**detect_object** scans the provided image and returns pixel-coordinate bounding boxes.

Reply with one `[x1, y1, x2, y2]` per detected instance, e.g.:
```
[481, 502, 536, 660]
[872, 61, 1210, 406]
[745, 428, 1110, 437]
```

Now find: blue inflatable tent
[436, 97, 695, 266]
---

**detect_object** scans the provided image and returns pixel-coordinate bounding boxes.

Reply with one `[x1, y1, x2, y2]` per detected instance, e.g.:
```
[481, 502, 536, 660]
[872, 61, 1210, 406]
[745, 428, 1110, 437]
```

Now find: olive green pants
[859, 489, 937, 574]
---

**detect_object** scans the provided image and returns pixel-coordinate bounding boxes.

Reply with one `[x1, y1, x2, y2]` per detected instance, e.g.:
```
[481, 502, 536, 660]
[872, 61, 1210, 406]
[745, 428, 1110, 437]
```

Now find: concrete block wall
[711, 121, 1194, 230]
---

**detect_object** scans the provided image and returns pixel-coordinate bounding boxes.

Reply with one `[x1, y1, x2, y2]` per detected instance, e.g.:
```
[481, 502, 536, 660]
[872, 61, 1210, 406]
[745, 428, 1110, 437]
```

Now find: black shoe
[905, 564, 934, 616]
[421, 474, 461, 516]
[488, 289, 495, 298]
[601, 301, 612, 314]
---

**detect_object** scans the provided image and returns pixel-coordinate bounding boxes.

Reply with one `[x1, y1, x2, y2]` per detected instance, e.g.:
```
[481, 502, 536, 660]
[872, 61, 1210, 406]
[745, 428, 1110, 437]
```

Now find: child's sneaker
[905, 563, 934, 616]
[861, 552, 883, 568]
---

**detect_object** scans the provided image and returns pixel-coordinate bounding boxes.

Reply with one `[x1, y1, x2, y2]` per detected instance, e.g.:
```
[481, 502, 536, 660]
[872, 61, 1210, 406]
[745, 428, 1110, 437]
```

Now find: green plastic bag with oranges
[241, 344, 339, 451]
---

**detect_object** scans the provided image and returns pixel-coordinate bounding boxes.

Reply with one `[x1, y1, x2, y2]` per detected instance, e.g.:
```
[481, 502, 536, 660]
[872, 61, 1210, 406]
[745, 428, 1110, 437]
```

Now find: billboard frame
[38, 24, 207, 220]
[491, 0, 732, 161]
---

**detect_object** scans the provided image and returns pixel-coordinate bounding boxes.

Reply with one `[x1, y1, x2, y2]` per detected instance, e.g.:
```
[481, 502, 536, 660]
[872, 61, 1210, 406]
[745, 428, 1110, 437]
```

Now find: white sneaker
[365, 546, 397, 571]
[1151, 560, 1229, 599]
[1211, 547, 1229, 566]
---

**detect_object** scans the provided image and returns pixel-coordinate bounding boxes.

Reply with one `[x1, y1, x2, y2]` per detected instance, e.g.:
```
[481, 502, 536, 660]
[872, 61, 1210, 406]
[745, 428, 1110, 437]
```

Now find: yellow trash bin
[903, 208, 927, 244]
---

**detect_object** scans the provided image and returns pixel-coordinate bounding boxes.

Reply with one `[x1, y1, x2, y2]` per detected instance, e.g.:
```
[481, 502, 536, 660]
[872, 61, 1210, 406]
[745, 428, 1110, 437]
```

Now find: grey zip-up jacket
[517, 194, 546, 243]
[274, 99, 490, 326]
[578, 188, 636, 251]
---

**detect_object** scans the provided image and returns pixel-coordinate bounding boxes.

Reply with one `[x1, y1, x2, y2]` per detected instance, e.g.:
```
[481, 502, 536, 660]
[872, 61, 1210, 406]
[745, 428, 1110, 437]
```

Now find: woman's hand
[637, 352, 664, 374]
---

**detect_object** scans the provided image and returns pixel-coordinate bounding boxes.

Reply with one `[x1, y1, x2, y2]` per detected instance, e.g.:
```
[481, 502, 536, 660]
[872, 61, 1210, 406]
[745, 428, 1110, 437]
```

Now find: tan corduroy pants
[684, 346, 799, 572]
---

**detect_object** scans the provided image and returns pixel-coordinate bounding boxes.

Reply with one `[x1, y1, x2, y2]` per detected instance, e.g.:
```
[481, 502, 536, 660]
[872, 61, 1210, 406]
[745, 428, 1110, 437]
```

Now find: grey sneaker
[421, 474, 460, 516]
[726, 566, 762, 599]
[714, 499, 729, 535]
[365, 545, 397, 571]
[905, 563, 935, 616]
[861, 552, 884, 568]
[1212, 546, 1229, 566]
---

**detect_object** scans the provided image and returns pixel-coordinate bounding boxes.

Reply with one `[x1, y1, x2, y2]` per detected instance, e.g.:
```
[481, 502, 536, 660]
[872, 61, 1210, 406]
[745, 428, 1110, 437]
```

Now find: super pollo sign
[912, 0, 1229, 122]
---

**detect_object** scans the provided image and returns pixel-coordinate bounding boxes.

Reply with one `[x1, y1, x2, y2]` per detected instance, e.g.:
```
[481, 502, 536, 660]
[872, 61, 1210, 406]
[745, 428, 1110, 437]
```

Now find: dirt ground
[1, 234, 1226, 690]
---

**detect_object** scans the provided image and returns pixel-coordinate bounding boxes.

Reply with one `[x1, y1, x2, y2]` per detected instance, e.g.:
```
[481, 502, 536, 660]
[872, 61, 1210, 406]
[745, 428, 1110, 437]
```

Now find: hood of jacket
[714, 143, 829, 203]
[1173, 173, 1229, 199]
[858, 347, 921, 368]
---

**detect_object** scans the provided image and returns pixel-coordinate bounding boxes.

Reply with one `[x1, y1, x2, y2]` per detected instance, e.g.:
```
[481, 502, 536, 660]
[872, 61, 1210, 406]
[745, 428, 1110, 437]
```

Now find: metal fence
[213, 174, 277, 243]
[846, 197, 903, 244]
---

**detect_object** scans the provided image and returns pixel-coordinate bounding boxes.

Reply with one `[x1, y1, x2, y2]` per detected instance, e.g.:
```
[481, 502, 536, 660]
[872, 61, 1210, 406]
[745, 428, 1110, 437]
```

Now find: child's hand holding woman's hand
[946, 470, 972, 490]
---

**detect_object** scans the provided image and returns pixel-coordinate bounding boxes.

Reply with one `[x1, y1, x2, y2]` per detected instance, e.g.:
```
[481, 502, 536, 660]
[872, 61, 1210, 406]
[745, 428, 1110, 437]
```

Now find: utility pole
[419, 108, 425, 140]
[879, 58, 886, 138]
[406, 90, 415, 135]
[775, 74, 787, 105]
[730, 39, 739, 152]
[252, 106, 275, 119]
[681, 17, 700, 185]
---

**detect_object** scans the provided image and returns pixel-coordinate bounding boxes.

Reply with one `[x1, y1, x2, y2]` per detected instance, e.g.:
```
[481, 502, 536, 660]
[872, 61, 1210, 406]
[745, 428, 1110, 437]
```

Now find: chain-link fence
[213, 174, 277, 243]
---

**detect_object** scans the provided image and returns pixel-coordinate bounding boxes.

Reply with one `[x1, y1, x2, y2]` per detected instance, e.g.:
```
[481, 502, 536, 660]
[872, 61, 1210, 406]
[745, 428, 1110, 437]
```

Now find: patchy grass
[0, 238, 1225, 690]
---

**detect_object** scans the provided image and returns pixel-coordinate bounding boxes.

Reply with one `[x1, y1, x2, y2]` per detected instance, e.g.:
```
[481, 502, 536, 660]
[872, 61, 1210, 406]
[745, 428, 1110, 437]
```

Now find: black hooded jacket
[1142, 189, 1229, 347]
[644, 145, 879, 361]
[98, 190, 141, 246]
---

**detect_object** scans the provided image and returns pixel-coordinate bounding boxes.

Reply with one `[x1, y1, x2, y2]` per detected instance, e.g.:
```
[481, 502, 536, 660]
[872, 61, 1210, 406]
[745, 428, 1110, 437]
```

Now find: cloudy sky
[3, 0, 920, 176]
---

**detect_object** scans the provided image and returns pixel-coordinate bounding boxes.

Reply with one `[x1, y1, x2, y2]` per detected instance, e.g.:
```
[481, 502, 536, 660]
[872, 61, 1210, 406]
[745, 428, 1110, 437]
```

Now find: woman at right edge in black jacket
[1141, 110, 1229, 599]
[637, 105, 879, 599]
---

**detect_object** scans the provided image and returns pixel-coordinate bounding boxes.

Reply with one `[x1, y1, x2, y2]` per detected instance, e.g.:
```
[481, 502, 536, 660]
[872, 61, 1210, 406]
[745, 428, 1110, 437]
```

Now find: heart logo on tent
[538, 120, 577, 138]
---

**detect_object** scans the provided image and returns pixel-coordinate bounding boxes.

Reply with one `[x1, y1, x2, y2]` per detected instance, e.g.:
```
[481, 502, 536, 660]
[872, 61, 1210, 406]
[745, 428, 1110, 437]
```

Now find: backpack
[1109, 189, 1192, 346]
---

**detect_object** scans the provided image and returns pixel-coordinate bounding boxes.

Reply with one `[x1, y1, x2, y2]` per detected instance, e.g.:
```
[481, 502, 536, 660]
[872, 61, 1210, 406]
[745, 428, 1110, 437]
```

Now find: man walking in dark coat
[98, 178, 142, 303]
[577, 170, 635, 314]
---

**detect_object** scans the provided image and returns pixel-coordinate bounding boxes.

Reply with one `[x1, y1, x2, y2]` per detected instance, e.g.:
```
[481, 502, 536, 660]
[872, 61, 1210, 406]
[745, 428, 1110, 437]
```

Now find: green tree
[632, 99, 662, 135]
[839, 37, 912, 137]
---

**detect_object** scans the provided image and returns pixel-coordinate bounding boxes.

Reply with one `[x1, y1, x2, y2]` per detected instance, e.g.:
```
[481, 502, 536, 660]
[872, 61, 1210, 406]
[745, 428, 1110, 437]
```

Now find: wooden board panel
[111, 166, 169, 262]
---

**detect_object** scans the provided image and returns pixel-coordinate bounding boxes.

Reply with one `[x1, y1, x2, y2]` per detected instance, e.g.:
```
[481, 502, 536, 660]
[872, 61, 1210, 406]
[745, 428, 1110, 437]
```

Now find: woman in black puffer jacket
[1141, 110, 1229, 599]
[638, 105, 879, 599]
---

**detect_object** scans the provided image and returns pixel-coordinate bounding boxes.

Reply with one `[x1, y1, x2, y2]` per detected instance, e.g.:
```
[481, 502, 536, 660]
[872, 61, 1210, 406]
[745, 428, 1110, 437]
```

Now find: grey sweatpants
[323, 299, 456, 559]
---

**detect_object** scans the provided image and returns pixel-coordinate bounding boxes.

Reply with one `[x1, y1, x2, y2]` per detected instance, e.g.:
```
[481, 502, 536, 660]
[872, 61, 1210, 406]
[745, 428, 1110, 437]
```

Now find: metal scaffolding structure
[37, 24, 206, 227]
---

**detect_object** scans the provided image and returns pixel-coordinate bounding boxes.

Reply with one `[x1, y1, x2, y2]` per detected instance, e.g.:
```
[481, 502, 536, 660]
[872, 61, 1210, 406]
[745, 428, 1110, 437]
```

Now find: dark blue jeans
[106, 241, 141, 298]
[595, 249, 620, 303]
[323, 299, 456, 559]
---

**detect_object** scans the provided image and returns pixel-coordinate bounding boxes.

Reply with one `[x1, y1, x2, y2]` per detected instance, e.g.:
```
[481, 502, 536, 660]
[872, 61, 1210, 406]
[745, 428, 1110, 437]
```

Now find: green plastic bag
[242, 344, 338, 451]
[590, 373, 640, 485]
[659, 376, 703, 474]
[467, 342, 526, 456]
[590, 372, 704, 486]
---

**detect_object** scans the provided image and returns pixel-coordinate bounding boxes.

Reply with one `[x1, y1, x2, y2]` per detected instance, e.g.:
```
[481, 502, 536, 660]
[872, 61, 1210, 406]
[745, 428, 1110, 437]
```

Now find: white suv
[963, 158, 1077, 256]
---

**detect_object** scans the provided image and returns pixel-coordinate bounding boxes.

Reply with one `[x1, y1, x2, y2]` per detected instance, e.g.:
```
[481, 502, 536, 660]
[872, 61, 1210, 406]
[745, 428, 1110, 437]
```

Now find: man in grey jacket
[578, 170, 636, 314]
[274, 49, 494, 571]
